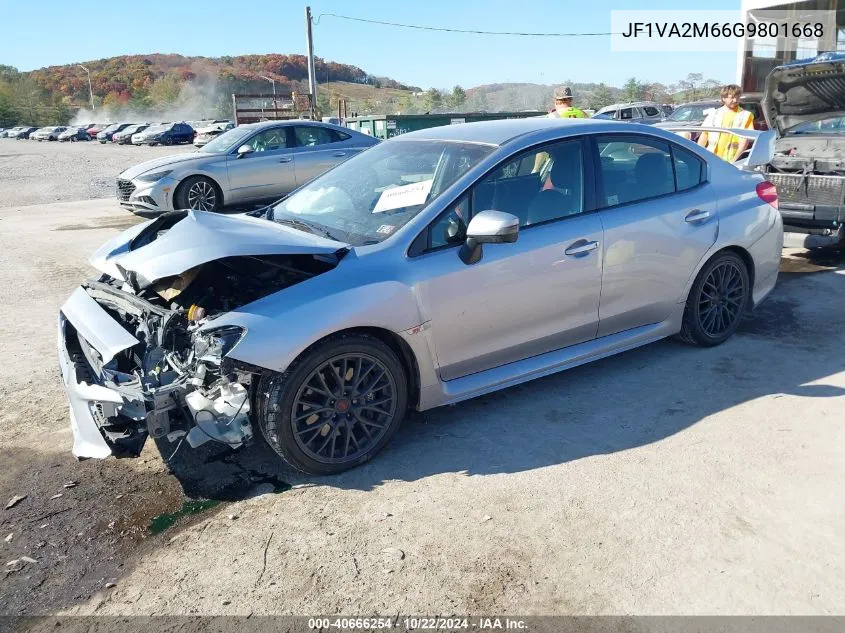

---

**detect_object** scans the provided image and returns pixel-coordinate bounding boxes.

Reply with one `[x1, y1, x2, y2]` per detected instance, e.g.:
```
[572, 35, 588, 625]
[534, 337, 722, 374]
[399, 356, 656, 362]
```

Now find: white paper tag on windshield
[373, 180, 433, 213]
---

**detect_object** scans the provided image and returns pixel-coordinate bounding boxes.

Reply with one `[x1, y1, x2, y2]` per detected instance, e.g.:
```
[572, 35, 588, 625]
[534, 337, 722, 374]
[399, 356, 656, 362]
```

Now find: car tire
[678, 251, 749, 347]
[256, 334, 409, 475]
[174, 175, 221, 212]
[163, 137, 172, 146]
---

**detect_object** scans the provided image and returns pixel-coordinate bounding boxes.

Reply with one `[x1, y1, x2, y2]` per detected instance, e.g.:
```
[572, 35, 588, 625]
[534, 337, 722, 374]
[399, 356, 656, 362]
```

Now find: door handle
[564, 240, 599, 256]
[685, 209, 711, 223]
[332, 151, 346, 157]
[278, 156, 292, 163]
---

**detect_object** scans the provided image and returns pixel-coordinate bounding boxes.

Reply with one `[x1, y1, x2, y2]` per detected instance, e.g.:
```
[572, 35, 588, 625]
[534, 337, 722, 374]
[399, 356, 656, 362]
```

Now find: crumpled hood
[119, 152, 221, 179]
[89, 209, 348, 283]
[763, 53, 845, 135]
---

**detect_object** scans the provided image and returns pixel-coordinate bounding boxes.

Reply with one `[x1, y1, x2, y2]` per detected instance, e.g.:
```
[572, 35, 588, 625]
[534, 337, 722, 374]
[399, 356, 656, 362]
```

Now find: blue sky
[0, 0, 740, 89]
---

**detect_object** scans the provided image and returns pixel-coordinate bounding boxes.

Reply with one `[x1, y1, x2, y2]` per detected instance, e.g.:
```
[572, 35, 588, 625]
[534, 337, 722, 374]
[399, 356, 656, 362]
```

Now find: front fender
[172, 167, 230, 205]
[214, 275, 424, 375]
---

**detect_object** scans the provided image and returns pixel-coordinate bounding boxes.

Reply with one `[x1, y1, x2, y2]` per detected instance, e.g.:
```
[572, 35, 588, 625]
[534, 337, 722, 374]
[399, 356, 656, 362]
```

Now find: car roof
[240, 119, 356, 134]
[598, 101, 661, 111]
[685, 93, 762, 106]
[388, 117, 611, 146]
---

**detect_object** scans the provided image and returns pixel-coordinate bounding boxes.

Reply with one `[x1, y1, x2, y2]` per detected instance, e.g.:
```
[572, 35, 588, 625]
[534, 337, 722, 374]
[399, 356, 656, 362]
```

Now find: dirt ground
[0, 138, 193, 208]
[1, 140, 844, 618]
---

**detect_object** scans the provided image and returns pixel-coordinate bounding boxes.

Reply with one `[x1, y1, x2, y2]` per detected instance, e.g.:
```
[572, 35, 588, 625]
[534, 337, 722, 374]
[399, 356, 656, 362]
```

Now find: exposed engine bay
[64, 247, 340, 457]
[764, 136, 845, 234]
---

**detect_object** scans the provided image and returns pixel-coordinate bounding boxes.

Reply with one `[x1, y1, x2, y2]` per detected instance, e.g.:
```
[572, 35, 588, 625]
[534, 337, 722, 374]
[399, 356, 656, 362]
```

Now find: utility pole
[305, 6, 317, 119]
[259, 75, 276, 96]
[78, 65, 95, 115]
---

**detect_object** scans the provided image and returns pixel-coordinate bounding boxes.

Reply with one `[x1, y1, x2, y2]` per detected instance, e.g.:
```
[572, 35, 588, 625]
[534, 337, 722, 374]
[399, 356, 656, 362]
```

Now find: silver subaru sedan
[59, 117, 783, 474]
[116, 120, 380, 215]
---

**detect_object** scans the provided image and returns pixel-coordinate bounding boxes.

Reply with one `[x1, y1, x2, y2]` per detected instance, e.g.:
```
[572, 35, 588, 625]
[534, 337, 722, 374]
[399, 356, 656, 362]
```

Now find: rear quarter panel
[682, 159, 782, 306]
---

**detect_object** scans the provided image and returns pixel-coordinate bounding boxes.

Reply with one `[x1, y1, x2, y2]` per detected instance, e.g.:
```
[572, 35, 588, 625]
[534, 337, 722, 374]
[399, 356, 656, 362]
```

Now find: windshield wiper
[275, 217, 341, 242]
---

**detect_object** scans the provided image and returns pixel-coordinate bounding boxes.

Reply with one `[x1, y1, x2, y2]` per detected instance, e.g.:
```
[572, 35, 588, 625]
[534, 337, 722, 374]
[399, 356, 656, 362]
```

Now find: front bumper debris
[57, 282, 254, 459]
[117, 176, 177, 213]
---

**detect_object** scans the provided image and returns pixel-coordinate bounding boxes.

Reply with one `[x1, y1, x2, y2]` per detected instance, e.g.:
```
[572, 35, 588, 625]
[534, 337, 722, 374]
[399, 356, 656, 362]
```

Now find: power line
[314, 13, 614, 37]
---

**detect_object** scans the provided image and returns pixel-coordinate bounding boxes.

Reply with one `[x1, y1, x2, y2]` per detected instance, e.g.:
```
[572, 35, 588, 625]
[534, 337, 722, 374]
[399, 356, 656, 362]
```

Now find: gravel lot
[0, 138, 193, 208]
[1, 140, 844, 621]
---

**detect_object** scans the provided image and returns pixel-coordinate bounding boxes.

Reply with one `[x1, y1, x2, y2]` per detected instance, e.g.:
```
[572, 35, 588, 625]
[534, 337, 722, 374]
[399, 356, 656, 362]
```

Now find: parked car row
[0, 119, 235, 145]
[589, 97, 768, 133]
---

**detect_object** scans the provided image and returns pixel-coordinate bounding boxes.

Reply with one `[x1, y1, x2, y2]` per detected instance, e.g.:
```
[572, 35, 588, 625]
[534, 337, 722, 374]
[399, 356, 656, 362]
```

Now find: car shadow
[160, 252, 845, 499]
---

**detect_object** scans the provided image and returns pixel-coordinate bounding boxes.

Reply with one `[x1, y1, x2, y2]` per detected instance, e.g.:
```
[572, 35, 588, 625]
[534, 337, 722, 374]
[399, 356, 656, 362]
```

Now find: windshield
[668, 104, 715, 121]
[787, 116, 845, 134]
[102, 124, 121, 133]
[145, 124, 168, 133]
[198, 126, 253, 153]
[271, 139, 495, 246]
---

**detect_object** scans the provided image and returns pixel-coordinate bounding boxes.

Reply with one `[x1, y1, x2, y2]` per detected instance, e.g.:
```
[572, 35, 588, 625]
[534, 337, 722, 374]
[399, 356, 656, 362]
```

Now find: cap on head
[554, 86, 573, 100]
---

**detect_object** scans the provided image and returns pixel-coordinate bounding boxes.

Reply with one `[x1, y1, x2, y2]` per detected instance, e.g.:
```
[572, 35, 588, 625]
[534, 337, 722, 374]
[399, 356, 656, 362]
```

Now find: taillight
[756, 181, 778, 209]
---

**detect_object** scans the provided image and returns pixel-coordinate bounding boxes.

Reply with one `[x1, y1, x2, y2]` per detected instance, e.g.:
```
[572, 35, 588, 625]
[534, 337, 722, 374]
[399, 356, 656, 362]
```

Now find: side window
[331, 130, 351, 142]
[428, 195, 471, 250]
[471, 140, 584, 228]
[644, 106, 660, 116]
[597, 136, 675, 206]
[246, 127, 290, 152]
[295, 126, 335, 147]
[672, 145, 705, 191]
[620, 108, 634, 120]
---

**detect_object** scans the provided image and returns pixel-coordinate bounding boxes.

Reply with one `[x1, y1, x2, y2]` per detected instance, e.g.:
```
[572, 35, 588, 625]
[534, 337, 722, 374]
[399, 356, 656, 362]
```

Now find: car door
[225, 126, 297, 203]
[412, 138, 605, 381]
[289, 125, 362, 187]
[593, 134, 718, 337]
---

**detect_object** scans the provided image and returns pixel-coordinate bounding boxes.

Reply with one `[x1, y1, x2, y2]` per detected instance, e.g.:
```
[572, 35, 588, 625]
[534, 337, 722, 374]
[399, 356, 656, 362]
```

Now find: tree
[316, 91, 330, 117]
[450, 85, 467, 109]
[396, 94, 415, 115]
[641, 82, 670, 103]
[147, 75, 181, 107]
[702, 78, 722, 99]
[590, 83, 613, 110]
[623, 77, 644, 102]
[423, 87, 442, 112]
[677, 72, 704, 101]
[51, 94, 71, 125]
[0, 82, 16, 126]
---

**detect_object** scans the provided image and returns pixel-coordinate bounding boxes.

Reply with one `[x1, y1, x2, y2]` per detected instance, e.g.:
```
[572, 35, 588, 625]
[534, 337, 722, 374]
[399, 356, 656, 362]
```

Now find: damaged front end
[58, 211, 346, 459]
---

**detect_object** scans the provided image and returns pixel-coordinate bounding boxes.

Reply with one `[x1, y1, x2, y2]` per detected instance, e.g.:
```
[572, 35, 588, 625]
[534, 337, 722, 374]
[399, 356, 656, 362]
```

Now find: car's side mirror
[236, 144, 254, 158]
[459, 210, 519, 265]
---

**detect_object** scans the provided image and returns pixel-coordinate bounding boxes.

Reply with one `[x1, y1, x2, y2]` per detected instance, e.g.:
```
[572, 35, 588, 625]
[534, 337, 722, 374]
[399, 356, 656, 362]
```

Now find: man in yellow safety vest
[547, 86, 587, 119]
[697, 84, 755, 163]
[533, 86, 588, 175]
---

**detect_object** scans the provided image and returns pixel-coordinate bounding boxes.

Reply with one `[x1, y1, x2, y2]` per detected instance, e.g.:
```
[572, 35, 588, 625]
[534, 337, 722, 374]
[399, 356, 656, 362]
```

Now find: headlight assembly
[194, 326, 246, 363]
[137, 169, 173, 182]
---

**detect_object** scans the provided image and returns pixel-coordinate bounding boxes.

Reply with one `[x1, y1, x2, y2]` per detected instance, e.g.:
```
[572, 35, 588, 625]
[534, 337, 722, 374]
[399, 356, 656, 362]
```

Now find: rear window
[673, 146, 705, 191]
